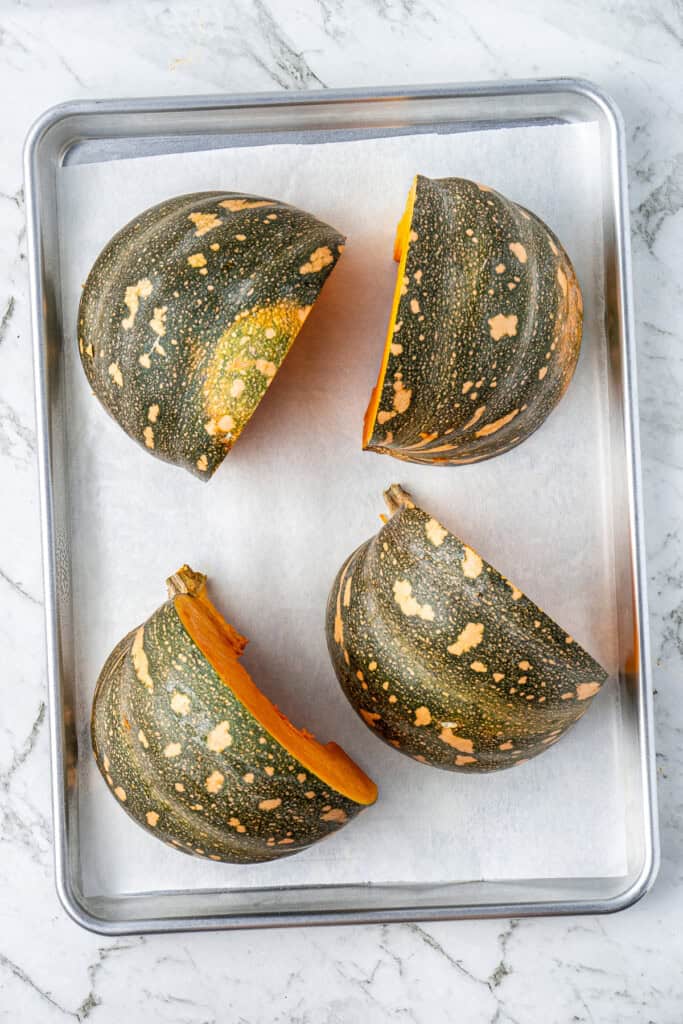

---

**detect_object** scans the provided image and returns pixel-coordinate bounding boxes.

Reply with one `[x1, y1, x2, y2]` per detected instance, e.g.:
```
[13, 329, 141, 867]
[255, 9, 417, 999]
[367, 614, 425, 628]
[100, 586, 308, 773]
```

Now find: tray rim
[24, 76, 659, 935]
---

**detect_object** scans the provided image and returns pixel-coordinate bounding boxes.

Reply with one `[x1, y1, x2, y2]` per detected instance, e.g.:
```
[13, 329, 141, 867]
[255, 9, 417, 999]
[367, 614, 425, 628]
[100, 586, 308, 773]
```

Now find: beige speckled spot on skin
[448, 622, 484, 657]
[393, 579, 435, 621]
[518, 676, 528, 685]
[499, 741, 514, 752]
[196, 454, 209, 472]
[360, 709, 381, 727]
[147, 404, 160, 424]
[388, 694, 398, 704]
[296, 772, 307, 783]
[393, 320, 403, 334]
[321, 808, 347, 823]
[187, 252, 207, 268]
[138, 353, 151, 369]
[565, 636, 574, 644]
[217, 414, 235, 432]
[204, 419, 217, 436]
[264, 766, 275, 777]
[495, 263, 506, 274]
[174, 782, 185, 792]
[377, 410, 396, 425]
[538, 366, 549, 380]
[189, 211, 221, 236]
[470, 661, 488, 673]
[488, 313, 518, 341]
[476, 183, 492, 193]
[341, 576, 353, 609]
[475, 409, 520, 437]
[392, 378, 412, 414]
[519, 661, 531, 671]
[114, 786, 126, 802]
[243, 773, 254, 784]
[557, 266, 568, 296]
[146, 811, 159, 827]
[299, 245, 334, 274]
[576, 682, 601, 700]
[258, 798, 282, 811]
[255, 358, 277, 378]
[561, 692, 574, 700]
[122, 278, 153, 330]
[108, 362, 123, 388]
[461, 546, 483, 579]
[493, 672, 505, 682]
[413, 706, 431, 727]
[229, 378, 245, 399]
[149, 306, 168, 338]
[439, 729, 474, 753]
[163, 742, 182, 758]
[409, 298, 420, 315]
[105, 773, 113, 786]
[170, 691, 191, 716]
[131, 626, 154, 692]
[462, 380, 474, 394]
[455, 755, 477, 766]
[425, 518, 448, 547]
[102, 754, 110, 772]
[220, 198, 274, 212]
[137, 729, 149, 749]
[462, 405, 486, 431]
[509, 242, 528, 263]
[205, 770, 225, 794]
[84, 342, 94, 358]
[143, 425, 155, 449]
[206, 721, 232, 752]
[390, 343, 403, 356]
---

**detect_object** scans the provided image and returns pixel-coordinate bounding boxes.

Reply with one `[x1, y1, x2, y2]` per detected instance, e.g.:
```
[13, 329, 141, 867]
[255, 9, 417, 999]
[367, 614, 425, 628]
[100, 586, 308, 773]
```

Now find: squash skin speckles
[325, 486, 608, 773]
[364, 176, 583, 465]
[78, 192, 345, 480]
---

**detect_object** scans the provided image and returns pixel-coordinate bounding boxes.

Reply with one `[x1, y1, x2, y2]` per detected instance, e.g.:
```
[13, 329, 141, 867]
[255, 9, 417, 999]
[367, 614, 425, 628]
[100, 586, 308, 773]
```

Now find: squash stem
[383, 483, 416, 516]
[166, 565, 207, 599]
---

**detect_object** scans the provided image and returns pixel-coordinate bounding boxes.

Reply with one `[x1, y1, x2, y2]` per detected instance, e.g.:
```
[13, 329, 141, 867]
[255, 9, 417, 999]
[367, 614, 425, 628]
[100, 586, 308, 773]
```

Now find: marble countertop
[1, 0, 681, 1020]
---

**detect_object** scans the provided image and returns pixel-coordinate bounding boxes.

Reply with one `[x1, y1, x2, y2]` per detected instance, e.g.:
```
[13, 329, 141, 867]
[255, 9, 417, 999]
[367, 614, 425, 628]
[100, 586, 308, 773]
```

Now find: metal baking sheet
[25, 79, 659, 933]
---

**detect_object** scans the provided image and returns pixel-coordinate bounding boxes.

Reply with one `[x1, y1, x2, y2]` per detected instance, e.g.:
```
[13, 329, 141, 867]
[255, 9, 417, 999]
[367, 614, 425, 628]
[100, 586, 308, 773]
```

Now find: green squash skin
[78, 192, 345, 480]
[325, 496, 608, 773]
[365, 176, 583, 464]
[92, 598, 368, 863]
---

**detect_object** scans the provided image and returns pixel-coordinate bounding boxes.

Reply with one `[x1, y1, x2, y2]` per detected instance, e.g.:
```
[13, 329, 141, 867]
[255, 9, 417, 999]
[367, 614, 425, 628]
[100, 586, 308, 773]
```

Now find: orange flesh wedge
[362, 176, 418, 447]
[174, 580, 378, 806]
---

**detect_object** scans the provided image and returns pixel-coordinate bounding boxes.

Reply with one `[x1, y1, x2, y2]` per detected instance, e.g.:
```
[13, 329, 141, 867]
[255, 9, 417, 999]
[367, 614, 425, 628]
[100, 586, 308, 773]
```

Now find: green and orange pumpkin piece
[363, 176, 583, 463]
[92, 566, 377, 862]
[326, 485, 607, 772]
[78, 192, 345, 479]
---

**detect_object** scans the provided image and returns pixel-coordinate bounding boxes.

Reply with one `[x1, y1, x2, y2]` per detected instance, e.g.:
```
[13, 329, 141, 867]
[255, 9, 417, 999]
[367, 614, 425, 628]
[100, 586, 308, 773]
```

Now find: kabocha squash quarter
[92, 566, 377, 863]
[326, 485, 607, 772]
[363, 176, 583, 464]
[78, 192, 345, 479]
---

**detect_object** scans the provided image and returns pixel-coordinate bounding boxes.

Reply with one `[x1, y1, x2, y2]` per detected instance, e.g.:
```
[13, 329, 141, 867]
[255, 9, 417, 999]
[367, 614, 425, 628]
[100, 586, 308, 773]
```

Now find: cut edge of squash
[362, 176, 418, 449]
[169, 566, 378, 807]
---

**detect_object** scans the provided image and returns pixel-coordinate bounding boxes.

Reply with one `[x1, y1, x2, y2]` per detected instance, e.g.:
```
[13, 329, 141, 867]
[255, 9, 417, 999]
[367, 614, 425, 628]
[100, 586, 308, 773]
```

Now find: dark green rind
[366, 176, 583, 464]
[92, 599, 366, 863]
[78, 192, 345, 479]
[326, 501, 608, 772]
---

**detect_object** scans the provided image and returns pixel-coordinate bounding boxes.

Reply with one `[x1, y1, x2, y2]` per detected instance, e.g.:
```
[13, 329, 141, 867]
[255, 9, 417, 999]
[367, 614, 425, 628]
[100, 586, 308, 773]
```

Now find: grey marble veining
[0, 0, 681, 1021]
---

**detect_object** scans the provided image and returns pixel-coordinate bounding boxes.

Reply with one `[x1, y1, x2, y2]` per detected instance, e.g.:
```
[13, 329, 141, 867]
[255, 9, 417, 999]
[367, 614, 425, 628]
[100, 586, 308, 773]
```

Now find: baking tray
[25, 79, 659, 933]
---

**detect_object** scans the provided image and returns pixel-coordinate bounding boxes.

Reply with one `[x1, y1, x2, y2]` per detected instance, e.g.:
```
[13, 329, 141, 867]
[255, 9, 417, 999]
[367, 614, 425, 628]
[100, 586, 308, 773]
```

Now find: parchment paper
[57, 121, 627, 898]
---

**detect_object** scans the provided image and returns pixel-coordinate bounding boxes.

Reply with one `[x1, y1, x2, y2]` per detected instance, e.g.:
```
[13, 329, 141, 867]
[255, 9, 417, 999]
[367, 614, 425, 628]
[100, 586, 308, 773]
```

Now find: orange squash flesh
[362, 177, 418, 448]
[174, 578, 377, 806]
